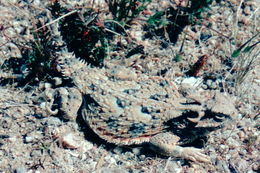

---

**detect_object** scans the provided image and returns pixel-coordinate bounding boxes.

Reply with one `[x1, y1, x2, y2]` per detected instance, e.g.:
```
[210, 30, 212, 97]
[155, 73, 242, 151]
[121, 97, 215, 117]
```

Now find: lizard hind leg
[149, 132, 210, 163]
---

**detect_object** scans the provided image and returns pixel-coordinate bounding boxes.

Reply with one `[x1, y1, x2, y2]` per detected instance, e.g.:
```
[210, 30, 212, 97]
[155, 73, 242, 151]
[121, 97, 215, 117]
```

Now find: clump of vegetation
[50, 2, 109, 67]
[105, 0, 152, 26]
[0, 22, 62, 86]
[146, 0, 217, 43]
[23, 27, 61, 81]
[229, 32, 259, 86]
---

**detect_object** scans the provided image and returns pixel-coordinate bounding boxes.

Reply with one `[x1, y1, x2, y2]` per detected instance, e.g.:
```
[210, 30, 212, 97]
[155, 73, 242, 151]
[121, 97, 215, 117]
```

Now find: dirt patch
[0, 0, 259, 172]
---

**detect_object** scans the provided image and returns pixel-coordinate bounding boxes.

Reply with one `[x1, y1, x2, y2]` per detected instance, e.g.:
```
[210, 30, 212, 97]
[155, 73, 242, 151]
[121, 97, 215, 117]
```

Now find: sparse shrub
[0, 22, 62, 86]
[146, 0, 217, 43]
[50, 2, 109, 67]
[188, 0, 214, 24]
[23, 27, 61, 80]
[147, 11, 169, 28]
[230, 32, 260, 86]
[105, 0, 152, 26]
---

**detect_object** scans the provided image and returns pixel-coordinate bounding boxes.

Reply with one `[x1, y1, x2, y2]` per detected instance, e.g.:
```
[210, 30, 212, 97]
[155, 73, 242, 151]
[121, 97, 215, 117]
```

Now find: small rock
[238, 148, 247, 156]
[206, 79, 217, 89]
[30, 149, 42, 157]
[229, 149, 239, 158]
[44, 82, 52, 89]
[61, 133, 82, 149]
[132, 148, 141, 155]
[206, 79, 212, 86]
[24, 135, 34, 143]
[113, 147, 123, 154]
[181, 77, 203, 88]
[219, 144, 228, 152]
[53, 77, 63, 86]
[14, 167, 27, 173]
[45, 117, 62, 126]
[201, 84, 208, 89]
[139, 154, 146, 160]
[211, 82, 217, 89]
[24, 131, 42, 143]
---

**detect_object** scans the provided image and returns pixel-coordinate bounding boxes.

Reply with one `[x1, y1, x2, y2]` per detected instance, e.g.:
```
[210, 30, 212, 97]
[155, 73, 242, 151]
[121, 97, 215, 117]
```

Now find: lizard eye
[202, 110, 231, 122]
[215, 114, 226, 120]
[213, 113, 230, 122]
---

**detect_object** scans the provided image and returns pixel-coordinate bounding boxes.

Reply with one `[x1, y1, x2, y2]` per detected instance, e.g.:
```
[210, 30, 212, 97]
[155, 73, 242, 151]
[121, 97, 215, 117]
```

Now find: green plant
[231, 33, 260, 58]
[187, 0, 214, 24]
[105, 0, 151, 25]
[147, 11, 169, 28]
[14, 23, 62, 85]
[230, 32, 260, 86]
[50, 2, 109, 67]
[146, 0, 217, 43]
[0, 21, 63, 86]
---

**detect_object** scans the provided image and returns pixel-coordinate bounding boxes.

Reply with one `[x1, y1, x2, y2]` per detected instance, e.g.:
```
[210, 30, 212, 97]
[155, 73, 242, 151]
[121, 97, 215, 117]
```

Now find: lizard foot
[149, 133, 210, 163]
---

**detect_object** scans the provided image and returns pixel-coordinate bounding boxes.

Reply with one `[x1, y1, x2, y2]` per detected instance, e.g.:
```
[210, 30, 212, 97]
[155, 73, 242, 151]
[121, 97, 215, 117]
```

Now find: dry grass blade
[234, 47, 260, 86]
[35, 10, 78, 32]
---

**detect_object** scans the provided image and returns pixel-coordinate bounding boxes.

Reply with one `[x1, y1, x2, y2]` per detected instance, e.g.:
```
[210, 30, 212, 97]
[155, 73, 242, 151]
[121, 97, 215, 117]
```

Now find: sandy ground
[0, 0, 259, 172]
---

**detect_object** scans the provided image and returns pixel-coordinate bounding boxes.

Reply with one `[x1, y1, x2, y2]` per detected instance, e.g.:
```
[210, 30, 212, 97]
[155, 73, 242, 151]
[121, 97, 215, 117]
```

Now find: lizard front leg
[149, 132, 210, 163]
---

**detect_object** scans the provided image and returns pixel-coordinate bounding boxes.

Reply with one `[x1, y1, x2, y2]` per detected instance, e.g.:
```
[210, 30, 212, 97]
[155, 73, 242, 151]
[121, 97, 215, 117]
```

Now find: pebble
[205, 79, 218, 89]
[229, 149, 239, 158]
[113, 147, 123, 154]
[24, 135, 34, 143]
[181, 77, 203, 88]
[24, 131, 42, 143]
[132, 148, 141, 155]
[239, 148, 247, 156]
[44, 83, 52, 89]
[201, 84, 208, 89]
[53, 77, 62, 86]
[139, 154, 146, 160]
[13, 167, 27, 173]
[61, 133, 82, 149]
[45, 117, 62, 126]
[30, 149, 42, 157]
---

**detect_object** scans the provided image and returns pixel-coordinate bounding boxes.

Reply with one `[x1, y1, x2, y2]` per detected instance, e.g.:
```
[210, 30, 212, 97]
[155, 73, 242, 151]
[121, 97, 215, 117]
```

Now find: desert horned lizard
[54, 51, 237, 163]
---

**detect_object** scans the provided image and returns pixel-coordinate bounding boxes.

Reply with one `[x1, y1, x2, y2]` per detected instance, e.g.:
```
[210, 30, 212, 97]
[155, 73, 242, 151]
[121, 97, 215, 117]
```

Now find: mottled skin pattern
[57, 51, 237, 163]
